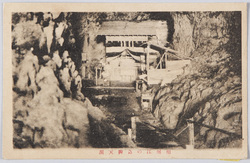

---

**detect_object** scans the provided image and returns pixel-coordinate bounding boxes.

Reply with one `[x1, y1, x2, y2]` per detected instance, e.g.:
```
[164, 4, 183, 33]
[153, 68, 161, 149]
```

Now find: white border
[1, 0, 249, 162]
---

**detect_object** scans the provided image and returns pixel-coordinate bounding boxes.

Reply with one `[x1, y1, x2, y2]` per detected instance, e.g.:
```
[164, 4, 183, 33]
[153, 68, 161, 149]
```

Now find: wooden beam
[165, 53, 168, 68]
[95, 67, 98, 85]
[150, 43, 179, 54]
[106, 35, 148, 42]
[187, 117, 194, 149]
[175, 125, 189, 137]
[156, 52, 166, 69]
[142, 121, 186, 149]
[186, 119, 242, 138]
[149, 43, 193, 60]
[146, 43, 150, 72]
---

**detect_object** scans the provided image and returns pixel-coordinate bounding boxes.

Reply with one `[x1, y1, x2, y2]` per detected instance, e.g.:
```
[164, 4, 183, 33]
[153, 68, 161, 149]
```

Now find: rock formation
[12, 12, 135, 148]
[152, 12, 242, 148]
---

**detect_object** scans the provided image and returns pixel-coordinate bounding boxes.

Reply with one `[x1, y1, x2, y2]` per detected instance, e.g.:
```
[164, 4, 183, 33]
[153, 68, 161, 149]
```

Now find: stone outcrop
[152, 12, 242, 148]
[13, 52, 135, 148]
[12, 12, 135, 148]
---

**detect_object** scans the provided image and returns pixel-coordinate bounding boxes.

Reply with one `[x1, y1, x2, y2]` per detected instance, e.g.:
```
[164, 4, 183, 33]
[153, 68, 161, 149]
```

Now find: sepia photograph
[2, 3, 248, 159]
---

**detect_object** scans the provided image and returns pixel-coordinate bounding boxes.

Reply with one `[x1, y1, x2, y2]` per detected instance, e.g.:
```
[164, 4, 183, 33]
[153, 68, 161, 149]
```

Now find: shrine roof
[97, 21, 166, 36]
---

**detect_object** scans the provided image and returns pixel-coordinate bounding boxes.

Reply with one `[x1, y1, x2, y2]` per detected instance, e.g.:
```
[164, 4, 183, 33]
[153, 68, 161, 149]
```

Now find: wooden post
[165, 52, 168, 69]
[97, 69, 100, 79]
[156, 53, 166, 69]
[131, 116, 137, 141]
[149, 97, 153, 112]
[136, 80, 139, 92]
[187, 117, 194, 149]
[146, 44, 150, 72]
[83, 35, 88, 54]
[160, 58, 162, 69]
[128, 128, 132, 139]
[95, 67, 98, 85]
[104, 38, 107, 63]
[81, 65, 86, 78]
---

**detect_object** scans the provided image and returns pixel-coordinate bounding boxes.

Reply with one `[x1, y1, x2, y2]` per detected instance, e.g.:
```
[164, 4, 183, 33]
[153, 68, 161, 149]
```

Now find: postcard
[2, 3, 248, 159]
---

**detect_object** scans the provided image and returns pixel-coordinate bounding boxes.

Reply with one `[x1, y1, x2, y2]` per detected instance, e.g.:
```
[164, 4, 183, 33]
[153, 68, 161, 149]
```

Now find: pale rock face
[15, 50, 39, 94]
[52, 51, 62, 68]
[72, 70, 78, 79]
[62, 51, 69, 60]
[160, 99, 184, 129]
[55, 22, 67, 38]
[55, 22, 67, 46]
[58, 37, 64, 46]
[155, 21, 168, 46]
[43, 12, 53, 22]
[51, 12, 61, 20]
[23, 101, 66, 148]
[43, 21, 54, 54]
[59, 67, 72, 94]
[63, 98, 90, 147]
[70, 64, 76, 76]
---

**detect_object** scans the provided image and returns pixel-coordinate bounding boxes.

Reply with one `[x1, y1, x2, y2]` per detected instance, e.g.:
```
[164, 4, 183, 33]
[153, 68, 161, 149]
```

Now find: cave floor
[83, 87, 183, 149]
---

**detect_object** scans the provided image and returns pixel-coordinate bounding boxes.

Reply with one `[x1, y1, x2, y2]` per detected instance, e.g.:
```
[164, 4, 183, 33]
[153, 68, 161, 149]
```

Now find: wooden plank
[149, 43, 193, 60]
[186, 119, 242, 139]
[156, 52, 166, 69]
[106, 47, 158, 53]
[175, 125, 189, 137]
[149, 43, 178, 54]
[87, 86, 134, 89]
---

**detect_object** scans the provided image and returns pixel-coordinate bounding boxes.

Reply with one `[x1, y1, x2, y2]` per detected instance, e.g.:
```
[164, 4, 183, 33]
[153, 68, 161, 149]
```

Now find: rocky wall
[152, 12, 242, 148]
[12, 12, 135, 148]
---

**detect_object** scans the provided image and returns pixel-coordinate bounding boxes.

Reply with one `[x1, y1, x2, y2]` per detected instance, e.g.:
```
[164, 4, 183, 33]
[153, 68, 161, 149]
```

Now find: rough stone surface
[12, 12, 135, 148]
[152, 12, 242, 148]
